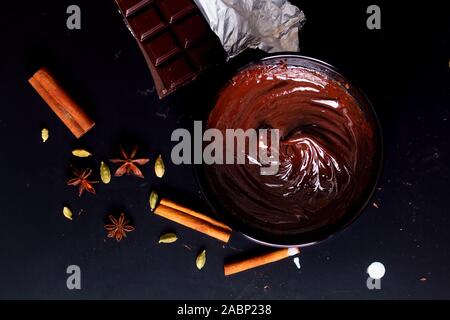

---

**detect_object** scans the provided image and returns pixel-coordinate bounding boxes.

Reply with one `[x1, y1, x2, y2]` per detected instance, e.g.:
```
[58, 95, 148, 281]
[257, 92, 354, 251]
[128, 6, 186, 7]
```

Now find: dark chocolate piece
[128, 6, 166, 41]
[143, 32, 180, 66]
[116, 0, 225, 98]
[117, 0, 153, 17]
[158, 0, 196, 23]
[173, 14, 209, 48]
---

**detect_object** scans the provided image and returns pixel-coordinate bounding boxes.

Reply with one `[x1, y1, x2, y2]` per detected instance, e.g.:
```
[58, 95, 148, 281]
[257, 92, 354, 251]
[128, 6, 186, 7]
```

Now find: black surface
[0, 0, 449, 299]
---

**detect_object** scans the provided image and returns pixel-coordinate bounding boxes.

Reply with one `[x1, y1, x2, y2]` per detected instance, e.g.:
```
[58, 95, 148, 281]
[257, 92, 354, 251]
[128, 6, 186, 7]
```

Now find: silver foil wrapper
[193, 0, 306, 58]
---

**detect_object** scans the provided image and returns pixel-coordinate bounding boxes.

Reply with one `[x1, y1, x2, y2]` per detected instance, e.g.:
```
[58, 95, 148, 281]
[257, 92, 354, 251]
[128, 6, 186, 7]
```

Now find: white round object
[367, 262, 385, 279]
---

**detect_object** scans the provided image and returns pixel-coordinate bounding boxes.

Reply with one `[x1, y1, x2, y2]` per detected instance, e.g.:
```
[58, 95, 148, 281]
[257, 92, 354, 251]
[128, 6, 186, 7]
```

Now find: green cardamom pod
[63, 206, 73, 221]
[100, 161, 111, 184]
[196, 249, 206, 270]
[158, 233, 178, 244]
[149, 191, 159, 211]
[72, 149, 92, 157]
[154, 154, 165, 178]
[41, 128, 49, 143]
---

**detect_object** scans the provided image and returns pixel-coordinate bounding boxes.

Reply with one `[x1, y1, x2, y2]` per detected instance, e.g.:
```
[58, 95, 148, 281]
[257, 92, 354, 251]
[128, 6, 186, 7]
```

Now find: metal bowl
[195, 54, 383, 247]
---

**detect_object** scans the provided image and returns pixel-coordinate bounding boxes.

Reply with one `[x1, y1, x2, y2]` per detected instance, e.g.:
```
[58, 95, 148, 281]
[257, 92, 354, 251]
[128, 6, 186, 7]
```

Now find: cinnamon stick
[154, 204, 231, 243]
[224, 248, 300, 276]
[160, 198, 232, 231]
[29, 67, 95, 138]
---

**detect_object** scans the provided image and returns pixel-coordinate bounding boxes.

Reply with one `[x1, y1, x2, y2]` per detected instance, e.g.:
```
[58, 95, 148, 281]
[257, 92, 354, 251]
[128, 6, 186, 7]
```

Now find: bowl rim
[194, 53, 384, 247]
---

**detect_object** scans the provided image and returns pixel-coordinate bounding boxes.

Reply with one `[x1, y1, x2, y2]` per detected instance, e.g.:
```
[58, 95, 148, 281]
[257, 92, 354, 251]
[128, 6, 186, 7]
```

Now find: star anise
[104, 213, 135, 242]
[67, 168, 98, 197]
[109, 146, 150, 178]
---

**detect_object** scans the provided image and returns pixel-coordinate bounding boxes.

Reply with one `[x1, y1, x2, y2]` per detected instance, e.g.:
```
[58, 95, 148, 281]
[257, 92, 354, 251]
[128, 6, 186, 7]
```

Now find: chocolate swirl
[205, 59, 380, 242]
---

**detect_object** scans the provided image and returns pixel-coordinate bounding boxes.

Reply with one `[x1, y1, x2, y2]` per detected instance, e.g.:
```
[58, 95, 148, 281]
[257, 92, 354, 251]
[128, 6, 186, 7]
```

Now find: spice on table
[158, 233, 178, 244]
[224, 248, 300, 276]
[154, 203, 231, 243]
[154, 154, 165, 178]
[104, 213, 135, 242]
[100, 161, 111, 184]
[63, 206, 73, 220]
[109, 146, 150, 178]
[196, 249, 206, 270]
[41, 128, 49, 143]
[67, 168, 98, 197]
[160, 198, 231, 231]
[72, 149, 92, 158]
[149, 191, 159, 211]
[28, 67, 95, 138]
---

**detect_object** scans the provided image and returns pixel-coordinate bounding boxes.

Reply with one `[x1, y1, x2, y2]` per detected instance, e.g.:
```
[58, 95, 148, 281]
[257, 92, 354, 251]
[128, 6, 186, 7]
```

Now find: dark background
[0, 0, 449, 299]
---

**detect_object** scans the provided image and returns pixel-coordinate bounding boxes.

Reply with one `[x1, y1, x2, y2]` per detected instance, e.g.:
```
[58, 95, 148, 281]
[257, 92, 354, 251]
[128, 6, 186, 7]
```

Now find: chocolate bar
[116, 0, 225, 98]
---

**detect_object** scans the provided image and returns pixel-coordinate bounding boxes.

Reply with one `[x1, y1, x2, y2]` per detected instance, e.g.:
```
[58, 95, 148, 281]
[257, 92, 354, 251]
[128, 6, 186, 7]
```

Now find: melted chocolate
[205, 58, 381, 242]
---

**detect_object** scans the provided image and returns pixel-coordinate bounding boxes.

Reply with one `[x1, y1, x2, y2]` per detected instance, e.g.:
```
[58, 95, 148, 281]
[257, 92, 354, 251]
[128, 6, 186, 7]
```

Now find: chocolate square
[116, 0, 225, 98]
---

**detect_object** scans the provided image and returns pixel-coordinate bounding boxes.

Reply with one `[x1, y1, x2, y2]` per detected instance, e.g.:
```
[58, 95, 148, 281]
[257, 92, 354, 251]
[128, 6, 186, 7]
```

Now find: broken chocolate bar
[116, 0, 225, 98]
